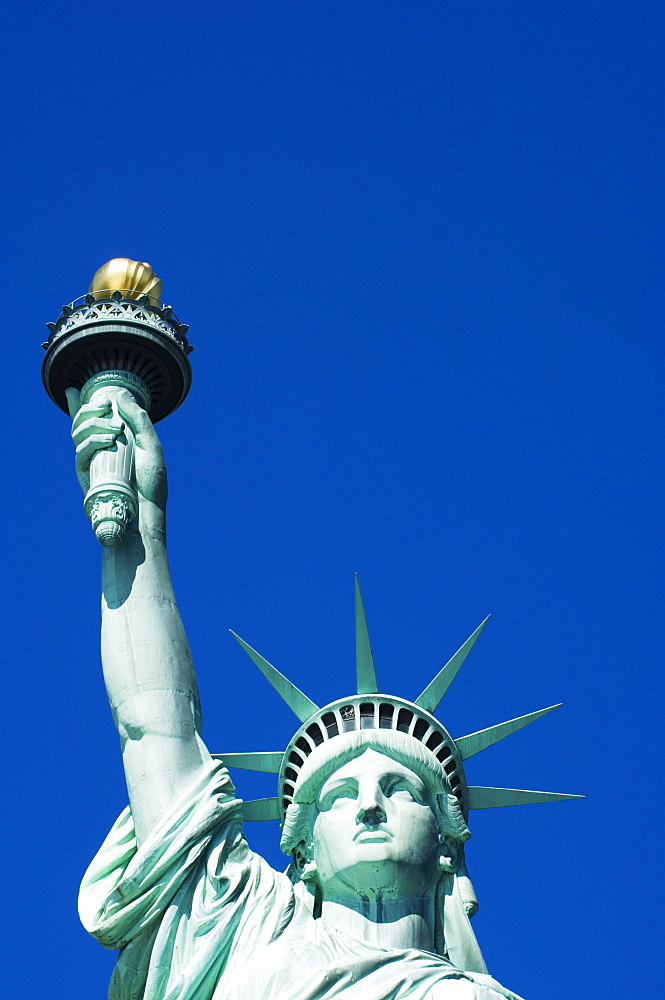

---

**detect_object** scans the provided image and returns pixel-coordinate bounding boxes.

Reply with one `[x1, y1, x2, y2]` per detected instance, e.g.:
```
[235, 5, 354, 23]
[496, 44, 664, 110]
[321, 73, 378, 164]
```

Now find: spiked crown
[217, 577, 580, 825]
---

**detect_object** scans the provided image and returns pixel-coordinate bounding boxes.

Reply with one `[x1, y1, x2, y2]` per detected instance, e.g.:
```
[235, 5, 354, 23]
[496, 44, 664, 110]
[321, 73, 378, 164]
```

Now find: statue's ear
[291, 848, 307, 877]
[292, 846, 318, 885]
[438, 836, 461, 874]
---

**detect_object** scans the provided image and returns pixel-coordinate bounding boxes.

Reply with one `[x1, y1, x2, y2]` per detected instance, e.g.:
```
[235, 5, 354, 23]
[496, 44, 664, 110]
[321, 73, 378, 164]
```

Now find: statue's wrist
[137, 499, 166, 537]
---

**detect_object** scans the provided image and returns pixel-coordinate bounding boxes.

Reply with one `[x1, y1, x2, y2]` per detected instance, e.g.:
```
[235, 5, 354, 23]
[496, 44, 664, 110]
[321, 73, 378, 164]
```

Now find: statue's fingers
[72, 415, 123, 448]
[71, 399, 113, 434]
[75, 434, 117, 469]
[114, 389, 153, 441]
[65, 387, 81, 419]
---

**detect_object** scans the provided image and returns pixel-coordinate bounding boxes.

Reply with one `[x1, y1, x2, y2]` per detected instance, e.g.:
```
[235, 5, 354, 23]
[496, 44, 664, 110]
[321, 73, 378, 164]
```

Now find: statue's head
[280, 729, 470, 904]
[312, 747, 445, 900]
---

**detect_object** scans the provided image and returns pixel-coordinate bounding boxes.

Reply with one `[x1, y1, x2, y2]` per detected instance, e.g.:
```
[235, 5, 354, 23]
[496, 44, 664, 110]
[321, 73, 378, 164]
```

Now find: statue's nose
[356, 783, 387, 825]
[356, 804, 386, 826]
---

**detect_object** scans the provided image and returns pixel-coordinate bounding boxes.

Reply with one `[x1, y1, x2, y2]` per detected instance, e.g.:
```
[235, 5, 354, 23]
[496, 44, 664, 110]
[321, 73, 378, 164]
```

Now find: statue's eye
[320, 784, 356, 809]
[387, 783, 415, 800]
[385, 779, 424, 803]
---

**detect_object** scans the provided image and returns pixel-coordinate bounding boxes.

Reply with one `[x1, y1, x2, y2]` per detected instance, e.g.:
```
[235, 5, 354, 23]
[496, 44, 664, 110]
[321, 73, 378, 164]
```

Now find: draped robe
[79, 762, 522, 1000]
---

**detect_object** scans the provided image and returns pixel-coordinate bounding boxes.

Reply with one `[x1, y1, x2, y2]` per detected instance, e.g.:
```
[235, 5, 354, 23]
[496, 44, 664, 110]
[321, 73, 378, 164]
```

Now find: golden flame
[89, 258, 162, 306]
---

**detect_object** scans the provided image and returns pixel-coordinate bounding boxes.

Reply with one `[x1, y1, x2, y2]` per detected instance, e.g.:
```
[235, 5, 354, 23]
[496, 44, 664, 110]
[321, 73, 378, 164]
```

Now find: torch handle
[83, 385, 139, 547]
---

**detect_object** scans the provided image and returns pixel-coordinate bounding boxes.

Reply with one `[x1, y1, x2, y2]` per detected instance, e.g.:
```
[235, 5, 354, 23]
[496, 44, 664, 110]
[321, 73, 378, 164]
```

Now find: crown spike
[230, 631, 319, 723]
[415, 616, 490, 713]
[355, 575, 379, 694]
[454, 704, 562, 761]
[212, 752, 283, 773]
[241, 797, 281, 821]
[467, 786, 583, 809]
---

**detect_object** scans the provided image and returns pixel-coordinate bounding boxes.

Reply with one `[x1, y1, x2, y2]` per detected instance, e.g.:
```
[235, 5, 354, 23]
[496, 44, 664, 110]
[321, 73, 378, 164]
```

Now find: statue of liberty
[48, 261, 579, 1000]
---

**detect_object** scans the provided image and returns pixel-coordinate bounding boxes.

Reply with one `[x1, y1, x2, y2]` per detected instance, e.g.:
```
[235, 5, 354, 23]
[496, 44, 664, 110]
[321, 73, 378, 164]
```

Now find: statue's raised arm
[69, 385, 211, 845]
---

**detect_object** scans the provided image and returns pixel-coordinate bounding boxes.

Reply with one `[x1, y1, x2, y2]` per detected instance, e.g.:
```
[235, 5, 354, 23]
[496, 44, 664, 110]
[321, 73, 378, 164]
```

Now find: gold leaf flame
[89, 258, 162, 306]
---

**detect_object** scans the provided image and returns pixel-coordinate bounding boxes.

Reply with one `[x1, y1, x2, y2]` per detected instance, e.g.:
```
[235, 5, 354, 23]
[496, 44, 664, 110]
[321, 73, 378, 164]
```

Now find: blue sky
[2, 3, 662, 997]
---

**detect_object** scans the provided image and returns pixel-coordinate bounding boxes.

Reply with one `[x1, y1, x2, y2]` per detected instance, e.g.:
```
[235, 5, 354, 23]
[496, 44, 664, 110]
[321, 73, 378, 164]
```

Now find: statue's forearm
[101, 501, 211, 843]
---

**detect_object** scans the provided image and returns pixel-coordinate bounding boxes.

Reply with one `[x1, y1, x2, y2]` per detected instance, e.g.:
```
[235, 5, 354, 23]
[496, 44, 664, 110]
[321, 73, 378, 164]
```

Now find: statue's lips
[353, 829, 391, 843]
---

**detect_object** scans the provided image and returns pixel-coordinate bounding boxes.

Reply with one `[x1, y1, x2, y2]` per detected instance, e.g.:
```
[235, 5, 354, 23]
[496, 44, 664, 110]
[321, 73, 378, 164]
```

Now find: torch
[41, 258, 193, 546]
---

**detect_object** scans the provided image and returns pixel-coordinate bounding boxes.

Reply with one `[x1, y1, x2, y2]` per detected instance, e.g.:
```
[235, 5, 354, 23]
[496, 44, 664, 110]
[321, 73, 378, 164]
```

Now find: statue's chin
[318, 856, 438, 901]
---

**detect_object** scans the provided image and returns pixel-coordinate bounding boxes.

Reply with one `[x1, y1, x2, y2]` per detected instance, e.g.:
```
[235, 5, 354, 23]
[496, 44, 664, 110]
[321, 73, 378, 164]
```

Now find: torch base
[42, 303, 192, 423]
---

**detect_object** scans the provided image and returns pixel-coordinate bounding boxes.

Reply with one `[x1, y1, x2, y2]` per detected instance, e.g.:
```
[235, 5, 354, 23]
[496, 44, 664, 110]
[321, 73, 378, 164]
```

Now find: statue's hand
[67, 387, 167, 515]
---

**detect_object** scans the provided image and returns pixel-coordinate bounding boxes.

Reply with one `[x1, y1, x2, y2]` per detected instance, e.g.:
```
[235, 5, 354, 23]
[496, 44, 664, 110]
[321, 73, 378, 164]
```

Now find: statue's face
[312, 747, 440, 900]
